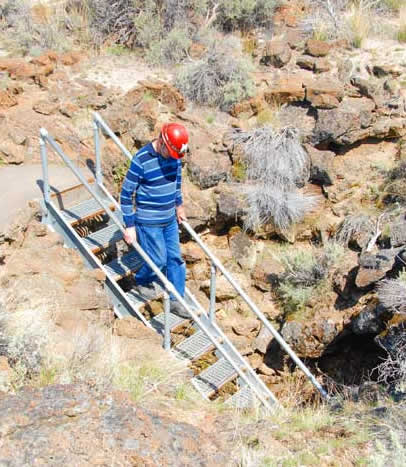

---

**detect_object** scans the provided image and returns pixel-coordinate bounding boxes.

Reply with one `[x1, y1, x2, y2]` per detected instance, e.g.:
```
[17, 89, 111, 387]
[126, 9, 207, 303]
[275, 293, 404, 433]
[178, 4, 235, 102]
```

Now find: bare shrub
[175, 42, 254, 110]
[231, 127, 310, 189]
[375, 330, 406, 387]
[300, 0, 351, 40]
[301, 0, 384, 46]
[229, 126, 319, 231]
[335, 214, 375, 246]
[0, 0, 28, 23]
[243, 184, 318, 232]
[85, 0, 138, 48]
[377, 270, 406, 315]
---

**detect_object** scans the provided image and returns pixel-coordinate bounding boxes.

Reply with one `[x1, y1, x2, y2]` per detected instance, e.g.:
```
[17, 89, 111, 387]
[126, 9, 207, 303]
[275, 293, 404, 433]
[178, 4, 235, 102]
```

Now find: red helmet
[161, 123, 189, 159]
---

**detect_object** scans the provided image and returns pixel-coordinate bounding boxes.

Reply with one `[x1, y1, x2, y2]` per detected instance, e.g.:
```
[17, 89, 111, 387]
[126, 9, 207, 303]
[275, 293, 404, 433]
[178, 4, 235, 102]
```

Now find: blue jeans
[135, 218, 186, 301]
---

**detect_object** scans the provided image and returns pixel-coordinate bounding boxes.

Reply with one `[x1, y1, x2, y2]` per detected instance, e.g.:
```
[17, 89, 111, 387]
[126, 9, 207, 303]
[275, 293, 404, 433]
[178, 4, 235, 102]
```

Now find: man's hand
[176, 205, 186, 223]
[124, 227, 136, 244]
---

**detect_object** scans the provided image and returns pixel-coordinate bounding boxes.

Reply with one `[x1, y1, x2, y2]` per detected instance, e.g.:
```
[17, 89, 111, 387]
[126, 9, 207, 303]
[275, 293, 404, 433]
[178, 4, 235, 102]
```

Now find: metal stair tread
[150, 310, 189, 334]
[191, 358, 238, 399]
[104, 250, 144, 280]
[82, 224, 123, 252]
[60, 197, 114, 224]
[225, 385, 255, 409]
[174, 331, 215, 361]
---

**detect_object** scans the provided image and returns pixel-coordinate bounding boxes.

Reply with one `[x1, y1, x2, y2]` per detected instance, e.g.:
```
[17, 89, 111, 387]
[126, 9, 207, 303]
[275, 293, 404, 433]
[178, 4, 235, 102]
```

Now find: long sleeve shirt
[120, 142, 183, 227]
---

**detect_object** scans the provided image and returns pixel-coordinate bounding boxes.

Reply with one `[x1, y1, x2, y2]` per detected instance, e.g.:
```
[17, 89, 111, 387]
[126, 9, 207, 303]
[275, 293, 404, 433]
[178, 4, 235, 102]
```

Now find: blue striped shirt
[120, 142, 183, 227]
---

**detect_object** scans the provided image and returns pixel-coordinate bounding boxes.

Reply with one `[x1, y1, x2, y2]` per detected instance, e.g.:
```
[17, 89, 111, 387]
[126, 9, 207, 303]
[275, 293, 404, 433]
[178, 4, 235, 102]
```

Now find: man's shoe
[134, 283, 158, 301]
[170, 300, 191, 319]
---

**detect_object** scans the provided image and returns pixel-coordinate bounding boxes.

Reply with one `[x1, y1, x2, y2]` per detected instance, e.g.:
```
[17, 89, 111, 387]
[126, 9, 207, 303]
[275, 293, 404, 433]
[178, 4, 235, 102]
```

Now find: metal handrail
[92, 110, 328, 400]
[181, 221, 328, 400]
[39, 126, 277, 411]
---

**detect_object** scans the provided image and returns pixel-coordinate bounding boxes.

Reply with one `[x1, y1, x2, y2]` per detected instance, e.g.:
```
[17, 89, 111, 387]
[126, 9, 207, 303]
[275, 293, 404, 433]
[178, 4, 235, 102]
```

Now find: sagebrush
[377, 270, 406, 314]
[175, 42, 254, 110]
[229, 127, 318, 231]
[277, 242, 344, 312]
[0, 0, 70, 54]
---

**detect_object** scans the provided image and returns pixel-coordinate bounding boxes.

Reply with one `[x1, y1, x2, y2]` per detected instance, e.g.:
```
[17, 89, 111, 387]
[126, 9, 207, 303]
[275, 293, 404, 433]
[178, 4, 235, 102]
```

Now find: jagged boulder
[182, 178, 216, 231]
[355, 248, 404, 288]
[305, 77, 344, 109]
[215, 184, 247, 232]
[0, 212, 110, 315]
[264, 74, 306, 104]
[0, 88, 18, 108]
[186, 148, 231, 189]
[352, 301, 388, 335]
[0, 384, 228, 466]
[280, 316, 341, 359]
[261, 39, 292, 68]
[0, 141, 25, 164]
[312, 97, 375, 145]
[229, 231, 258, 271]
[305, 39, 331, 57]
[297, 55, 316, 71]
[305, 145, 335, 186]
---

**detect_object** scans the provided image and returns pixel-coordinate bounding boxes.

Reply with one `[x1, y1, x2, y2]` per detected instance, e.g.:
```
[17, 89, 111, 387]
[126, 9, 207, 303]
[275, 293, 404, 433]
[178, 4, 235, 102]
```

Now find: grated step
[191, 358, 238, 399]
[150, 310, 188, 335]
[61, 198, 114, 224]
[174, 331, 215, 361]
[225, 385, 256, 409]
[104, 250, 144, 281]
[82, 224, 122, 252]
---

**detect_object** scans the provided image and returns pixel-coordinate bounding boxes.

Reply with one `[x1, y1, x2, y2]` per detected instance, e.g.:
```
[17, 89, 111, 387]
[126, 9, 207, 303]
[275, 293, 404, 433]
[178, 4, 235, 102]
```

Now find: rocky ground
[1, 0, 406, 464]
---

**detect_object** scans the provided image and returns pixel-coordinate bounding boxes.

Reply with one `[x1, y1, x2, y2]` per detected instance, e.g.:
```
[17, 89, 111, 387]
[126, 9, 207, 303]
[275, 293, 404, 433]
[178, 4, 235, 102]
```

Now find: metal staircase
[39, 113, 328, 411]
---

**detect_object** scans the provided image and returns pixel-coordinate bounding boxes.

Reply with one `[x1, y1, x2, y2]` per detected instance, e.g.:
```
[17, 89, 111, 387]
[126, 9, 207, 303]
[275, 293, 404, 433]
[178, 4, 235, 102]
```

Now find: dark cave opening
[317, 333, 387, 387]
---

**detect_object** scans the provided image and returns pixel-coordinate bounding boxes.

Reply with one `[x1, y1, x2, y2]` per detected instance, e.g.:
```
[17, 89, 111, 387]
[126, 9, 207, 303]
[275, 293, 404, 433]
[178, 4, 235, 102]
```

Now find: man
[120, 123, 190, 318]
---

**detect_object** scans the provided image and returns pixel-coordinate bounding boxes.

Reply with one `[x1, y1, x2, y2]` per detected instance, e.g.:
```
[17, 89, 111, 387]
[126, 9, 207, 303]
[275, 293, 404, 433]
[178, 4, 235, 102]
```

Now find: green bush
[216, 0, 279, 32]
[175, 43, 254, 110]
[277, 242, 344, 313]
[146, 26, 191, 65]
[278, 281, 315, 314]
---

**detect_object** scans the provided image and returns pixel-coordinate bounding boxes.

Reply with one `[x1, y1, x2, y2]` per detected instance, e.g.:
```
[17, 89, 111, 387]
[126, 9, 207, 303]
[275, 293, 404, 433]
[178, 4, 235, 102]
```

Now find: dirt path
[0, 164, 93, 231]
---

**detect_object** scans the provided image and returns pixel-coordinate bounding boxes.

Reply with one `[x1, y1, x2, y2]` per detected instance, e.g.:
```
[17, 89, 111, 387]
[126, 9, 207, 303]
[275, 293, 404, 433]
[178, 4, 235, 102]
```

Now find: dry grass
[231, 396, 375, 466]
[398, 5, 406, 41]
[0, 287, 191, 398]
[302, 0, 397, 46]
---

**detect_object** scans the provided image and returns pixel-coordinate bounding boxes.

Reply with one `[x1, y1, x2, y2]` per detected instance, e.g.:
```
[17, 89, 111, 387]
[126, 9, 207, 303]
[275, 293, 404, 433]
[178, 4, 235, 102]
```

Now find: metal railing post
[209, 263, 216, 323]
[163, 292, 171, 351]
[93, 119, 102, 185]
[40, 134, 50, 215]
[93, 112, 134, 160]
